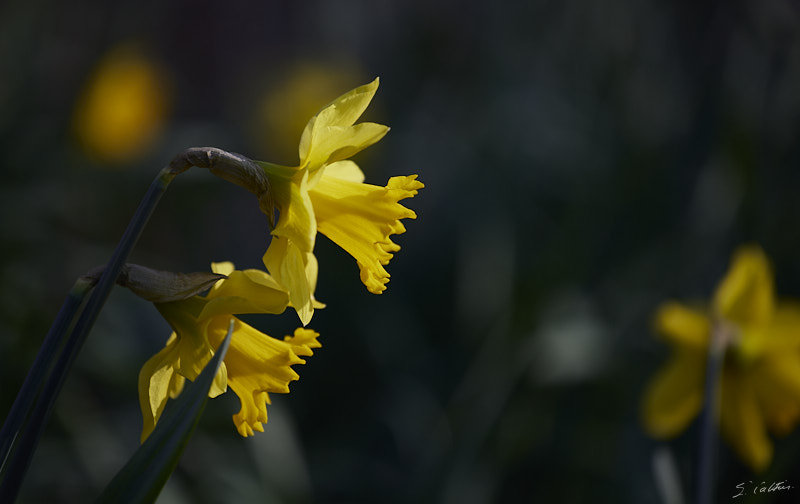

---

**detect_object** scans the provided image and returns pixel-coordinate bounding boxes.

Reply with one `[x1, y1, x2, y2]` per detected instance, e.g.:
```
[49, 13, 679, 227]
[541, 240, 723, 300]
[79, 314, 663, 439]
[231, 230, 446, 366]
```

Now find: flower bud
[84, 264, 227, 302]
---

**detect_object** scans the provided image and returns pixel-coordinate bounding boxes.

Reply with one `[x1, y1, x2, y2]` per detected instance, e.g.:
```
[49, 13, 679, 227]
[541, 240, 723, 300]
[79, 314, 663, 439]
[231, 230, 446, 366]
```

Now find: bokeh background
[3, 0, 800, 502]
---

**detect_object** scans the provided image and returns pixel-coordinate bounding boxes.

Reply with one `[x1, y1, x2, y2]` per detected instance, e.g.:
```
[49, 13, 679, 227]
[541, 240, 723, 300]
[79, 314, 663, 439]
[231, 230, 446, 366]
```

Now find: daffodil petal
[752, 356, 800, 435]
[211, 261, 235, 276]
[168, 372, 184, 399]
[209, 360, 228, 398]
[323, 160, 365, 183]
[298, 116, 317, 165]
[761, 303, 800, 353]
[263, 237, 314, 325]
[200, 269, 289, 319]
[304, 123, 390, 172]
[713, 245, 774, 327]
[270, 170, 316, 254]
[299, 78, 380, 165]
[138, 332, 181, 442]
[653, 301, 710, 348]
[211, 268, 286, 297]
[304, 248, 325, 309]
[310, 173, 423, 294]
[315, 78, 379, 129]
[641, 348, 706, 438]
[756, 354, 800, 403]
[720, 369, 773, 472]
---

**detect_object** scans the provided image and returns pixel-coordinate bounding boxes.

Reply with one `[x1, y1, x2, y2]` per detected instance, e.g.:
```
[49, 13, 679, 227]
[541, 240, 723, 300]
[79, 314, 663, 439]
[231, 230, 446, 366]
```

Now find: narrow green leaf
[0, 279, 91, 498]
[1, 169, 176, 504]
[96, 319, 234, 504]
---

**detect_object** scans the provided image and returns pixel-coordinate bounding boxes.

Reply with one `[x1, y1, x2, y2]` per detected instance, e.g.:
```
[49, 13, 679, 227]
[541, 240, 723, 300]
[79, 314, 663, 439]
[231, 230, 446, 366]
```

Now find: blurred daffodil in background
[73, 43, 170, 164]
[642, 245, 800, 472]
[256, 79, 423, 325]
[140, 262, 320, 441]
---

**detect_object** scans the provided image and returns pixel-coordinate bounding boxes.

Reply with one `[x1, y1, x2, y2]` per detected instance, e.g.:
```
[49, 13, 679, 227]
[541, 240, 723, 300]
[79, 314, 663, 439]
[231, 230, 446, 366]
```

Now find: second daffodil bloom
[642, 245, 800, 472]
[256, 78, 424, 325]
[139, 262, 321, 441]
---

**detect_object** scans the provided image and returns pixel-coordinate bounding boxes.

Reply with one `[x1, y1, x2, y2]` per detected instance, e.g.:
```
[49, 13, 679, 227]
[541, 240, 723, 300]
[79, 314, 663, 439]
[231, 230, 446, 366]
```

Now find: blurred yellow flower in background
[73, 44, 170, 164]
[257, 79, 423, 325]
[642, 245, 800, 472]
[139, 262, 320, 441]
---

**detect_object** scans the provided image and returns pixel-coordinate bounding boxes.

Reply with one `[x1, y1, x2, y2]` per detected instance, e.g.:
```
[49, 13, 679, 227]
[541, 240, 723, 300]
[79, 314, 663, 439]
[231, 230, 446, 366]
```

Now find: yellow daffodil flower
[642, 245, 800, 471]
[256, 79, 424, 325]
[139, 262, 321, 441]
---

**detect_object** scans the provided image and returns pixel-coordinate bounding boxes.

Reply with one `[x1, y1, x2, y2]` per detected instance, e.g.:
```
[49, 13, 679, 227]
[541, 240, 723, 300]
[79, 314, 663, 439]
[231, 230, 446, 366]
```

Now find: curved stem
[0, 147, 261, 502]
[697, 322, 729, 504]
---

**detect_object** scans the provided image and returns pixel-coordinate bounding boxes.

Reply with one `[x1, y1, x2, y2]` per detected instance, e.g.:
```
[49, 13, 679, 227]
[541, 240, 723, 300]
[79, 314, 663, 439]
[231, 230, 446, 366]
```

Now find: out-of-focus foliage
[2, 0, 800, 503]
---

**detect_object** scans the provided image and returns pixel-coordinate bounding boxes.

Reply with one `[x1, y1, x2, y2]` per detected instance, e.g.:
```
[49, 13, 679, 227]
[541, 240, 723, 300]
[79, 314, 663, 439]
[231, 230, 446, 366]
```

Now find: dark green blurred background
[3, 0, 800, 502]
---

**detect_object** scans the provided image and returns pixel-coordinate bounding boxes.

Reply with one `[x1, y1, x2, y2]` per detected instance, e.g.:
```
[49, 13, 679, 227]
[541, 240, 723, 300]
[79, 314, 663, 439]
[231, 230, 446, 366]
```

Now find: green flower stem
[0, 278, 92, 476]
[0, 165, 181, 503]
[697, 323, 729, 504]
